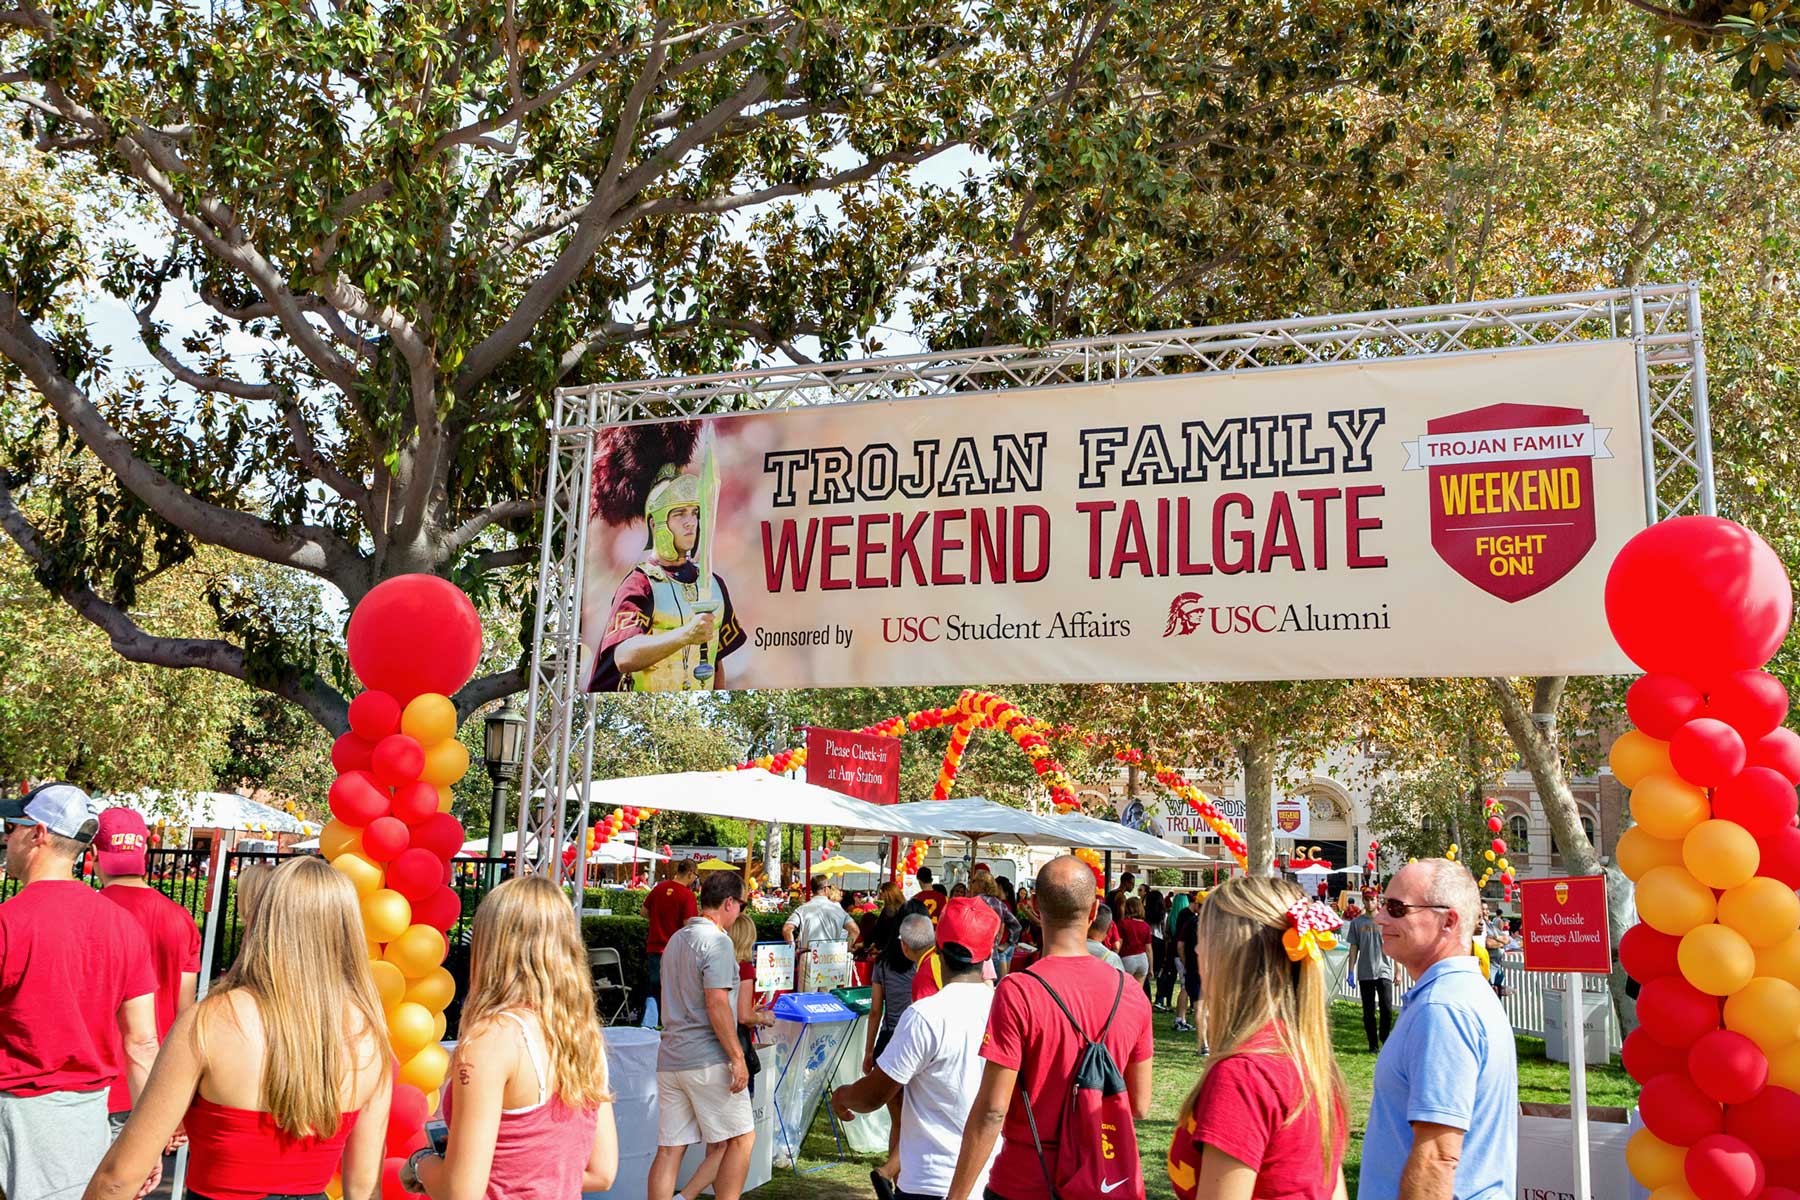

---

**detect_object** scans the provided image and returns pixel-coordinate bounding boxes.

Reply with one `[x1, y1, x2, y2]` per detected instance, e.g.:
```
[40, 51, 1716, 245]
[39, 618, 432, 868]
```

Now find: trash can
[828, 987, 892, 1154]
[1543, 985, 1611, 1066]
[769, 992, 858, 1169]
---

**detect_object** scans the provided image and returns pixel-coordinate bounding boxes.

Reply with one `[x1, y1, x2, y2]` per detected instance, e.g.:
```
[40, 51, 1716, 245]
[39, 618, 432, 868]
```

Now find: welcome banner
[580, 342, 1646, 692]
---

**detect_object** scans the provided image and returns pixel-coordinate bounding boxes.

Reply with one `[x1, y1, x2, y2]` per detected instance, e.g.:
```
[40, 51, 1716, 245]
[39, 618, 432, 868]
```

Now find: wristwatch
[400, 1147, 438, 1194]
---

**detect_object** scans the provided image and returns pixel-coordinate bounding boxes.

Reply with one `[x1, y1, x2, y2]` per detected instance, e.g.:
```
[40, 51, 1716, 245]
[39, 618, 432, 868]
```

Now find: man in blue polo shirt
[1360, 858, 1517, 1200]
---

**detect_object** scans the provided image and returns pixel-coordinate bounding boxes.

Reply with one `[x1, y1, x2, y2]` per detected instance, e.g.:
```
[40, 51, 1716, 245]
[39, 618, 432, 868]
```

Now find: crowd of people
[0, 777, 1523, 1200]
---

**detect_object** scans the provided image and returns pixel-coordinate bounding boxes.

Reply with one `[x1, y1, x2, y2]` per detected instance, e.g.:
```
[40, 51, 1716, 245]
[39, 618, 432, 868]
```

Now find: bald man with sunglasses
[1359, 859, 1516, 1200]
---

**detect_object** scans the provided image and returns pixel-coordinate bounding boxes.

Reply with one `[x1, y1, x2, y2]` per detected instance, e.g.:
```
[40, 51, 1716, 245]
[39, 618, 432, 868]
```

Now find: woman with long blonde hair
[85, 856, 393, 1200]
[406, 875, 617, 1199]
[1165, 875, 1349, 1200]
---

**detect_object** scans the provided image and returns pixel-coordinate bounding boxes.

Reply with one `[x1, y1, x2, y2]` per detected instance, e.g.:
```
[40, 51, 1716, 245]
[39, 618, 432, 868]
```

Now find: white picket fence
[1334, 951, 1622, 1052]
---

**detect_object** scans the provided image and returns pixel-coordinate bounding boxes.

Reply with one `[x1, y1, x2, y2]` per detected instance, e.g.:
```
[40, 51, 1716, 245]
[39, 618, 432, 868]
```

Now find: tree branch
[447, 497, 541, 552]
[455, 666, 528, 720]
[466, 545, 536, 574]
[430, 50, 612, 154]
[133, 299, 279, 402]
[281, 398, 370, 514]
[0, 477, 351, 732]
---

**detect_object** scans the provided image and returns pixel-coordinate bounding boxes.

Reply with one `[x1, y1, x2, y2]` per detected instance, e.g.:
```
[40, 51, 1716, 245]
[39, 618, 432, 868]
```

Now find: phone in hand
[428, 1123, 449, 1157]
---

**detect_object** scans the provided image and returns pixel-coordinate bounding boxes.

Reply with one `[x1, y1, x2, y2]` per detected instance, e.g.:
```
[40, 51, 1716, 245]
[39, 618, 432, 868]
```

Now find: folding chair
[589, 947, 629, 1024]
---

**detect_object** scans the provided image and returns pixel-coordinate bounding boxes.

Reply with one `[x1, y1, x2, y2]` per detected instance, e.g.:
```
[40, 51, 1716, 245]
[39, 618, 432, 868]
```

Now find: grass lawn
[755, 1000, 1638, 1200]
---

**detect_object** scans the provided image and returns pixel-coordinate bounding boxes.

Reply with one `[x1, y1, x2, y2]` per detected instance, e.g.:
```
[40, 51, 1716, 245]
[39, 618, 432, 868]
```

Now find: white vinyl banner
[580, 343, 1646, 692]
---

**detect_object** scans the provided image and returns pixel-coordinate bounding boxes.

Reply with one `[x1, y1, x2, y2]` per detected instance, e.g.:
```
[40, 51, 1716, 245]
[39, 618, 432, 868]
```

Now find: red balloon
[348, 690, 403, 742]
[1632, 673, 1709, 739]
[1623, 1027, 1691, 1082]
[1487, 815, 1503, 832]
[372, 735, 426, 790]
[442, 857, 455, 886]
[362, 817, 411, 863]
[1605, 516, 1793, 688]
[381, 1156, 409, 1200]
[390, 780, 440, 826]
[413, 886, 462, 932]
[387, 848, 443, 902]
[1621, 923, 1684, 983]
[1750, 727, 1800, 786]
[1673, 718, 1749, 787]
[1764, 1188, 1800, 1200]
[1709, 670, 1790, 742]
[346, 575, 484, 703]
[389, 1082, 429, 1136]
[409, 813, 466, 860]
[1686, 1133, 1765, 1200]
[1760, 825, 1800, 890]
[1726, 1086, 1800, 1163]
[328, 771, 390, 827]
[1637, 976, 1723, 1049]
[1712, 767, 1799, 837]
[1688, 1030, 1769, 1104]
[386, 1124, 429, 1160]
[1640, 1071, 1724, 1145]
[1773, 1159, 1800, 1191]
[331, 732, 374, 774]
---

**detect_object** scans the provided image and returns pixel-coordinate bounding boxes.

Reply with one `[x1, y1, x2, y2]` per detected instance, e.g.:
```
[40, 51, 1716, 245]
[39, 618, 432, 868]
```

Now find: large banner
[581, 342, 1645, 692]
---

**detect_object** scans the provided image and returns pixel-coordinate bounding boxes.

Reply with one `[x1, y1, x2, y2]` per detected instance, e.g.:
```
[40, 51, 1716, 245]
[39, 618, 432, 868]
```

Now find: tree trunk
[1487, 676, 1637, 1036]
[1241, 732, 1275, 875]
[765, 822, 784, 890]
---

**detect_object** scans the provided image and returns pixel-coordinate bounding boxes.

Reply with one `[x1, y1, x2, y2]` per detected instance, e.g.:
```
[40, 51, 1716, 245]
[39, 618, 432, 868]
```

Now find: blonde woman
[407, 875, 617, 1199]
[731, 913, 774, 1080]
[85, 856, 393, 1200]
[1165, 876, 1349, 1200]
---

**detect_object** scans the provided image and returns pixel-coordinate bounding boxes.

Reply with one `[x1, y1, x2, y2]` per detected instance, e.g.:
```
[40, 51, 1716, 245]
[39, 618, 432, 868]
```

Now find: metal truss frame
[518, 283, 1715, 880]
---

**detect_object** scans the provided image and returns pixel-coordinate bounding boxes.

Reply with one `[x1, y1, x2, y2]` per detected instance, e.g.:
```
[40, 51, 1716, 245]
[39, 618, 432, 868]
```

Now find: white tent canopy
[1053, 812, 1217, 864]
[102, 790, 314, 836]
[899, 797, 1144, 852]
[575, 769, 947, 838]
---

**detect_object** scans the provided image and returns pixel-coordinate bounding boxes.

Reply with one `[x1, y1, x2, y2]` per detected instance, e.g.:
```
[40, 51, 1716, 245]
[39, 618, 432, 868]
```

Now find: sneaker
[1199, 1042, 1210, 1055]
[1172, 1019, 1194, 1033]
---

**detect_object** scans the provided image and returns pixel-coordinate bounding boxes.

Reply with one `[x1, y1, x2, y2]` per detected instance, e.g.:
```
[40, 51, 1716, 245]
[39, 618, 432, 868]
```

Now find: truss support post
[1687, 282, 1717, 517]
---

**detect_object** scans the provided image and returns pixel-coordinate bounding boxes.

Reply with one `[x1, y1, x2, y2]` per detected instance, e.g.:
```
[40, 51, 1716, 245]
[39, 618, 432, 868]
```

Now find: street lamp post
[483, 702, 526, 878]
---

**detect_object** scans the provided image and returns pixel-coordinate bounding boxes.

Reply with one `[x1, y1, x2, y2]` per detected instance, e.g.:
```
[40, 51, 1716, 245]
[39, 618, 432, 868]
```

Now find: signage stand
[1518, 875, 1611, 1200]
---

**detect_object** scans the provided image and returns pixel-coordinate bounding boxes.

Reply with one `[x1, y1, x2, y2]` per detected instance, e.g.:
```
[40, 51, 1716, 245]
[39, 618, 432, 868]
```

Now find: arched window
[1508, 814, 1530, 854]
[1581, 815, 1596, 845]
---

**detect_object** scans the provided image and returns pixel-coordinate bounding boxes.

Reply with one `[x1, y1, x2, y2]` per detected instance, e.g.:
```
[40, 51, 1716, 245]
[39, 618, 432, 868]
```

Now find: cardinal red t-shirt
[645, 880, 698, 955]
[912, 946, 942, 1002]
[0, 880, 157, 1095]
[981, 954, 1154, 1200]
[1165, 1027, 1346, 1200]
[102, 884, 201, 1111]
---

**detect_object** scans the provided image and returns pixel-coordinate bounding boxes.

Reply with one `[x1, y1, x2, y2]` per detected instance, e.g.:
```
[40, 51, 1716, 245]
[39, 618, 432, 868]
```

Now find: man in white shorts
[649, 870, 754, 1200]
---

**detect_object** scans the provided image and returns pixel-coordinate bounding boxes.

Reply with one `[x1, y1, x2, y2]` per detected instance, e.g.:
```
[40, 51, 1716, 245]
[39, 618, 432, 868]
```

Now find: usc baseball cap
[95, 807, 150, 875]
[937, 897, 1001, 968]
[0, 781, 100, 842]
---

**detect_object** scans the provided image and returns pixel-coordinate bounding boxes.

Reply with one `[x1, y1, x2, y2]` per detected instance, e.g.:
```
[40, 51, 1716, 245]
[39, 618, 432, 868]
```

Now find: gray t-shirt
[784, 895, 856, 949]
[1345, 914, 1391, 981]
[870, 957, 917, 1033]
[658, 916, 739, 1071]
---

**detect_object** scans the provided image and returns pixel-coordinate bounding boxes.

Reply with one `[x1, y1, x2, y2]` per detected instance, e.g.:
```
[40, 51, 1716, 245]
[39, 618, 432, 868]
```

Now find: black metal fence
[0, 846, 210, 908]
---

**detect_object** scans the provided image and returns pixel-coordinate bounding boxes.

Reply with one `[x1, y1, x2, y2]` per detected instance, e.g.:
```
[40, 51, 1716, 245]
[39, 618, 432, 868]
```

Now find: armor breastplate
[631, 563, 715, 692]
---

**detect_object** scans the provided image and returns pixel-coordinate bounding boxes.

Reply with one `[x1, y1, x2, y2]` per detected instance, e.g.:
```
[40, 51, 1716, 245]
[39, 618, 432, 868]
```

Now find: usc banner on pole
[580, 342, 1645, 693]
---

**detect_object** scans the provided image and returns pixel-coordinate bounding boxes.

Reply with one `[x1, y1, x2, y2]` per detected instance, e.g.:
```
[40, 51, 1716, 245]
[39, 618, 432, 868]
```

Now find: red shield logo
[1275, 806, 1303, 833]
[1416, 403, 1604, 603]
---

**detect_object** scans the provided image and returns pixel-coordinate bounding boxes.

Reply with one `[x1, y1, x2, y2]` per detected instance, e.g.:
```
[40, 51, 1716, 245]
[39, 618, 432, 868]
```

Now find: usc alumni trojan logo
[1163, 593, 1205, 636]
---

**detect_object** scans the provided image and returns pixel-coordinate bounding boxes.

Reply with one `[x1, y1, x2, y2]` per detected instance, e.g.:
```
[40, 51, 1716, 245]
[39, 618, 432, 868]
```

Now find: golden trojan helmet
[645, 465, 702, 561]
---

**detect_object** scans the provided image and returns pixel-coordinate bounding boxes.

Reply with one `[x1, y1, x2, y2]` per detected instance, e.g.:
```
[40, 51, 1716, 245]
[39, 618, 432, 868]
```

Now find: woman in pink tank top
[403, 876, 617, 1199]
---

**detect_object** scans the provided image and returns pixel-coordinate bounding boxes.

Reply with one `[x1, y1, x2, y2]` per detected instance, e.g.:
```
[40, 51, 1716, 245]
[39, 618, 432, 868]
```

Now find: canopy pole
[804, 825, 813, 884]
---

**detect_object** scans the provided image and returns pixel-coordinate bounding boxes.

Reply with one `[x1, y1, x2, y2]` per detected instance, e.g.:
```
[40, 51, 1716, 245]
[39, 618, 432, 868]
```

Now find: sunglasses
[1379, 897, 1450, 919]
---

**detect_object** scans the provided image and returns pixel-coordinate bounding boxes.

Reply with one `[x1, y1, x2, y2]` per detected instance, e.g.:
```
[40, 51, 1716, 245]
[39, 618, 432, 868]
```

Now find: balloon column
[1073, 846, 1106, 887]
[1608, 518, 1800, 1200]
[322, 576, 483, 1196]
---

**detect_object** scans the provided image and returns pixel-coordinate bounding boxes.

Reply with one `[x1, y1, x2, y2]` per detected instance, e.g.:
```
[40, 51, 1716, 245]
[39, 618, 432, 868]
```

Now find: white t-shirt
[876, 981, 1000, 1196]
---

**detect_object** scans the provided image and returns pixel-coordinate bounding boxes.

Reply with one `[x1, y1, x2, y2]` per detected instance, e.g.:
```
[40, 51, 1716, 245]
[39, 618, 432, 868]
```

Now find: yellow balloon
[1724, 976, 1800, 1052]
[1757, 931, 1800, 989]
[321, 819, 362, 862]
[1682, 820, 1761, 890]
[369, 960, 407, 1011]
[1613, 730, 1676, 788]
[1631, 773, 1711, 841]
[384, 923, 448, 979]
[404, 967, 456, 1013]
[433, 1011, 448, 1042]
[399, 1042, 450, 1093]
[401, 693, 458, 747]
[420, 738, 470, 788]
[1618, 827, 1686, 882]
[1484, 849, 1496, 862]
[437, 786, 455, 813]
[388, 1001, 436, 1059]
[361, 889, 413, 944]
[1719, 877, 1800, 947]
[1626, 1128, 1687, 1192]
[1770, 1040, 1800, 1091]
[331, 851, 383, 896]
[1636, 865, 1718, 936]
[1679, 923, 1757, 996]
[326, 1175, 344, 1200]
[427, 1089, 441, 1117]
[1648, 1184, 1699, 1200]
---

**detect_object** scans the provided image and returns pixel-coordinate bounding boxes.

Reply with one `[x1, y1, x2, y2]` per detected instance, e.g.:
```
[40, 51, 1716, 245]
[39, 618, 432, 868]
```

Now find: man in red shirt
[96, 807, 201, 1134]
[642, 859, 699, 1016]
[0, 782, 160, 1199]
[913, 866, 948, 923]
[946, 856, 1154, 1200]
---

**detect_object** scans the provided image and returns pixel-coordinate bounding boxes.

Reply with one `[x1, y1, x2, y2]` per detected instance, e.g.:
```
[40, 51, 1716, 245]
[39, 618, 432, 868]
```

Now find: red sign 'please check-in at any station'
[1520, 875, 1612, 973]
[804, 727, 900, 807]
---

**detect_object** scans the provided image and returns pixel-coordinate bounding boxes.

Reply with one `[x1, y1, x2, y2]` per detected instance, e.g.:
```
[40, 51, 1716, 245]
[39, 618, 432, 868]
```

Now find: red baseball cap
[937, 897, 1000, 966]
[95, 808, 149, 876]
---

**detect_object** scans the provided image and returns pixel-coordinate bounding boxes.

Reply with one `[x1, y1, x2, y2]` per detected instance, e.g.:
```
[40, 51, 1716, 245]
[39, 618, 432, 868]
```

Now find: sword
[691, 433, 723, 682]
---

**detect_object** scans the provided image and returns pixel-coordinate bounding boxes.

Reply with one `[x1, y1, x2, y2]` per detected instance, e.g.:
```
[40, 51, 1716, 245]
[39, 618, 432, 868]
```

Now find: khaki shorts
[657, 1063, 754, 1147]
